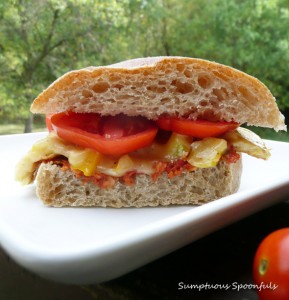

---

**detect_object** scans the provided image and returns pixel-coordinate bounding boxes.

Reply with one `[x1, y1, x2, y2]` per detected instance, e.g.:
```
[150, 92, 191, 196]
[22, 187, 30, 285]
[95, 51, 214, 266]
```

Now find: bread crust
[35, 158, 242, 208]
[31, 56, 285, 131]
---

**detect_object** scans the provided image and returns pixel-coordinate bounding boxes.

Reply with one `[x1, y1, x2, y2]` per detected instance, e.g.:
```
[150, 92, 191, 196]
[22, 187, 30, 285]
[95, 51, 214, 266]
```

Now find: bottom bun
[35, 157, 242, 208]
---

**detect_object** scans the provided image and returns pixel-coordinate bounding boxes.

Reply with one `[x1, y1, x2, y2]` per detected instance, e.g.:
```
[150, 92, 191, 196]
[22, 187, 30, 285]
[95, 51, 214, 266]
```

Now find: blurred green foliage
[0, 0, 288, 137]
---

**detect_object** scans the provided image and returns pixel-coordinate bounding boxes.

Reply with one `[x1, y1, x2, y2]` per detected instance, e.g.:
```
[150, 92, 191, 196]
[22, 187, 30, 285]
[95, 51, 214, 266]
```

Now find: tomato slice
[50, 112, 158, 156]
[157, 116, 239, 138]
[45, 114, 53, 132]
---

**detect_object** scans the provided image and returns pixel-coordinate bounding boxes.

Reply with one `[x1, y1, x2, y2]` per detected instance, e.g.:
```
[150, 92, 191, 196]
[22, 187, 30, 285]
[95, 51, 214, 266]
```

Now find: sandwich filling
[16, 113, 271, 188]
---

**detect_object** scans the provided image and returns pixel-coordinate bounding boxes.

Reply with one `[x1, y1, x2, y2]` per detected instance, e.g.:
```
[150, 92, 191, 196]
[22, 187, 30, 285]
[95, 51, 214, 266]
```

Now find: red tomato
[45, 114, 53, 132]
[50, 112, 158, 156]
[253, 228, 289, 300]
[156, 116, 239, 138]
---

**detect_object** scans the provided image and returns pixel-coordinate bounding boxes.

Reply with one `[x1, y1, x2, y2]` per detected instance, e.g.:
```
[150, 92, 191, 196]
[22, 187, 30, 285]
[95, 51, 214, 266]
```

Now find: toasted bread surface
[31, 57, 285, 131]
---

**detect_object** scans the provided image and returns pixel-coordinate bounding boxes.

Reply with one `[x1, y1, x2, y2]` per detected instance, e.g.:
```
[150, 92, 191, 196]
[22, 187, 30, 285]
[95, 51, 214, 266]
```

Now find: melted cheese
[15, 133, 161, 184]
[221, 127, 271, 159]
[15, 128, 270, 185]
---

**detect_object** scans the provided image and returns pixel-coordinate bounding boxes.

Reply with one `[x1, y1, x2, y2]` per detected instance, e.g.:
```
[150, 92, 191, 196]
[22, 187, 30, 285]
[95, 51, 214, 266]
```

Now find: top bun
[31, 56, 286, 131]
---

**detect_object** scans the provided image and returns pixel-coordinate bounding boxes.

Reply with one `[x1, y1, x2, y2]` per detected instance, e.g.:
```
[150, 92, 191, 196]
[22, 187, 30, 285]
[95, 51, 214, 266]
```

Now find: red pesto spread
[40, 147, 240, 189]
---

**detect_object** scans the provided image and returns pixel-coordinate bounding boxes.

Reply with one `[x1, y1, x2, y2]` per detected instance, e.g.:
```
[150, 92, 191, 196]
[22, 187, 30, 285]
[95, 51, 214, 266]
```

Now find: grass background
[247, 126, 289, 142]
[0, 124, 47, 135]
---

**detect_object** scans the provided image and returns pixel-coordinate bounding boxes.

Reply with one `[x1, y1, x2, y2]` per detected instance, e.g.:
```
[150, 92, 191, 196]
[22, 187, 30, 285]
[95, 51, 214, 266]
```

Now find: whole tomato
[253, 228, 289, 300]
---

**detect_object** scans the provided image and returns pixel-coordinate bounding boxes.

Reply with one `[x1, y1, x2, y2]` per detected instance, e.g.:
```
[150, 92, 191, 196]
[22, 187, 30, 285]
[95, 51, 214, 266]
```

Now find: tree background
[0, 0, 288, 138]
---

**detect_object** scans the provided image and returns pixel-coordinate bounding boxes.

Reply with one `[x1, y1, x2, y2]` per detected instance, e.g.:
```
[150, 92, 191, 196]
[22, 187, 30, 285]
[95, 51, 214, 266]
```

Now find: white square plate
[1, 132, 289, 284]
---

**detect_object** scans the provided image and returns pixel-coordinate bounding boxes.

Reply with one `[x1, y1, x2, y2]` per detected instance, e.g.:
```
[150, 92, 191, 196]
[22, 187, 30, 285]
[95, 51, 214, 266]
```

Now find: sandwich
[15, 56, 286, 207]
